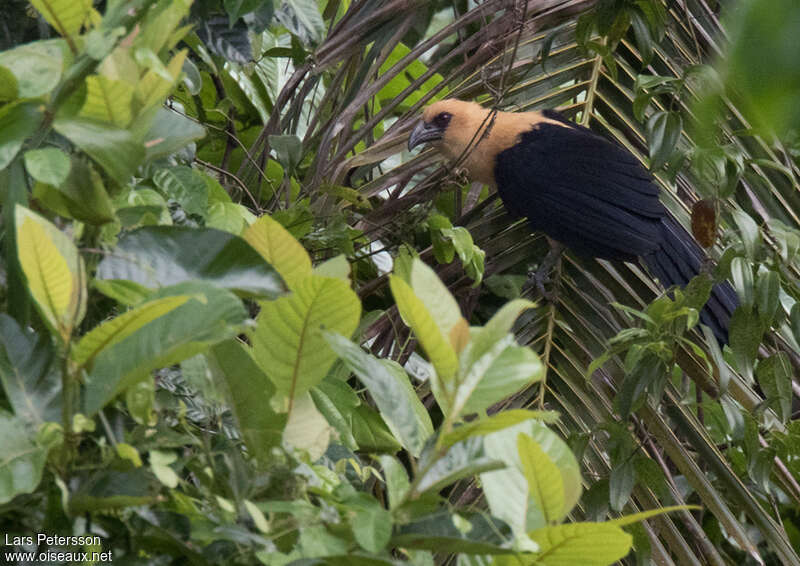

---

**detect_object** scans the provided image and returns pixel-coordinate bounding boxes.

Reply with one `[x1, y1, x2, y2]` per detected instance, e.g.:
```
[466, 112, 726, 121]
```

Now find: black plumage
[494, 117, 738, 343]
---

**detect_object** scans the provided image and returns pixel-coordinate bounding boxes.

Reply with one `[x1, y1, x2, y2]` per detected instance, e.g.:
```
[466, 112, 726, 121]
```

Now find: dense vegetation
[1, 0, 799, 564]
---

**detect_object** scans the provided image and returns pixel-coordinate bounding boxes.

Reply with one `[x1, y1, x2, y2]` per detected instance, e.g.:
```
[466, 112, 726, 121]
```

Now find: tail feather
[643, 216, 738, 344]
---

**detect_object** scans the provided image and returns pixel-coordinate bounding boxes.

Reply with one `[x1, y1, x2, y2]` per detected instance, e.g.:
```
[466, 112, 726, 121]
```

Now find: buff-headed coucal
[407, 99, 737, 344]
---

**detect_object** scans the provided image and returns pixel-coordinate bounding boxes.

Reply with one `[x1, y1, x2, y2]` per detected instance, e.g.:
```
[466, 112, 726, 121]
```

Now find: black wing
[494, 120, 664, 262]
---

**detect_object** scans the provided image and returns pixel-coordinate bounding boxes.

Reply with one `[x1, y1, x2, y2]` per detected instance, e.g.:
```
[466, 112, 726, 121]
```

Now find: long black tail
[642, 215, 738, 344]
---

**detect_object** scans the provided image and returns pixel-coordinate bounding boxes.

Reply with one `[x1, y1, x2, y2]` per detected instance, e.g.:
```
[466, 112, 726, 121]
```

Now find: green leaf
[408, 258, 469, 352]
[392, 511, 514, 555]
[0, 315, 61, 425]
[143, 107, 206, 162]
[325, 332, 433, 457]
[456, 338, 544, 416]
[756, 353, 793, 422]
[755, 269, 780, 326]
[378, 455, 409, 509]
[0, 102, 43, 171]
[53, 118, 144, 184]
[73, 295, 192, 368]
[275, 0, 326, 45]
[390, 275, 459, 389]
[309, 379, 359, 450]
[0, 412, 49, 504]
[0, 40, 64, 98]
[252, 275, 360, 406]
[729, 307, 762, 380]
[153, 166, 209, 218]
[282, 392, 332, 460]
[24, 148, 71, 187]
[33, 157, 114, 224]
[465, 299, 536, 366]
[224, 0, 263, 25]
[441, 409, 559, 448]
[481, 422, 582, 536]
[351, 404, 402, 453]
[29, 0, 92, 39]
[607, 505, 700, 527]
[82, 282, 247, 414]
[351, 497, 393, 553]
[80, 75, 134, 127]
[527, 522, 632, 566]
[377, 42, 447, 109]
[646, 110, 682, 170]
[415, 437, 504, 495]
[314, 254, 351, 282]
[96, 226, 286, 299]
[0, 65, 17, 102]
[208, 340, 287, 464]
[518, 434, 566, 525]
[730, 257, 754, 311]
[15, 205, 86, 342]
[732, 209, 761, 260]
[244, 214, 312, 289]
[268, 134, 303, 171]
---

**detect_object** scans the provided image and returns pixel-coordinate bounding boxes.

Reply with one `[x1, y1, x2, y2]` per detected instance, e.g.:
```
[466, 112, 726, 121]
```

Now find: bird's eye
[433, 112, 452, 128]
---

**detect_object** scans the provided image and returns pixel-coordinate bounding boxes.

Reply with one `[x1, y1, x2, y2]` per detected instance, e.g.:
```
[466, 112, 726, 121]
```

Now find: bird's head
[407, 99, 487, 152]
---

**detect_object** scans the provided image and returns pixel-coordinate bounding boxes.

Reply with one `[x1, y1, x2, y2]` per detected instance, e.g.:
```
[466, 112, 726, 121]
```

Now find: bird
[407, 99, 738, 344]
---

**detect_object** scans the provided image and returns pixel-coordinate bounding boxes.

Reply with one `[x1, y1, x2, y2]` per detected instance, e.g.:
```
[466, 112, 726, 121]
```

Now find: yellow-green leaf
[73, 295, 191, 368]
[252, 275, 361, 405]
[407, 258, 468, 352]
[518, 434, 565, 525]
[15, 205, 86, 342]
[528, 522, 632, 566]
[29, 0, 92, 40]
[80, 75, 134, 127]
[136, 50, 187, 112]
[244, 215, 312, 290]
[389, 274, 458, 383]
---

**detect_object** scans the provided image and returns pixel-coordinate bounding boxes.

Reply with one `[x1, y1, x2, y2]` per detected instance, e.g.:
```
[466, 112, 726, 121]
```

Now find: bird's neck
[439, 109, 566, 186]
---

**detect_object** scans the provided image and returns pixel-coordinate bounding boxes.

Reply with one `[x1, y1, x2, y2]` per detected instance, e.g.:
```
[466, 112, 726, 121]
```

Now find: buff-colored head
[408, 99, 489, 152]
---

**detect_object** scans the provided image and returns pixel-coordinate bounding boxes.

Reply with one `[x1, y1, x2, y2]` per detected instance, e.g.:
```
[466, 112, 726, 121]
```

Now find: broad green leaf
[390, 275, 458, 386]
[80, 75, 134, 127]
[730, 257, 754, 310]
[136, 50, 187, 112]
[325, 332, 433, 457]
[456, 337, 544, 416]
[92, 280, 152, 307]
[282, 392, 331, 460]
[378, 455, 410, 509]
[309, 378, 359, 450]
[756, 353, 793, 422]
[24, 148, 71, 187]
[135, 0, 193, 54]
[407, 259, 469, 352]
[143, 107, 206, 162]
[482, 422, 582, 536]
[415, 437, 504, 495]
[244, 214, 312, 289]
[53, 118, 144, 184]
[729, 307, 762, 380]
[732, 209, 761, 260]
[0, 315, 61, 425]
[351, 404, 402, 453]
[755, 269, 780, 326]
[208, 340, 286, 463]
[207, 202, 252, 234]
[276, 0, 326, 45]
[0, 40, 64, 98]
[0, 66, 17, 101]
[392, 511, 514, 555]
[350, 496, 393, 553]
[0, 412, 49, 504]
[441, 410, 559, 448]
[252, 275, 360, 406]
[518, 434, 565, 525]
[268, 135, 303, 171]
[83, 282, 247, 414]
[32, 158, 114, 224]
[646, 110, 682, 170]
[150, 450, 179, 488]
[0, 102, 43, 171]
[377, 43, 448, 109]
[73, 295, 191, 368]
[224, 0, 263, 26]
[153, 166, 209, 218]
[96, 226, 286, 299]
[314, 254, 350, 282]
[30, 0, 92, 39]
[465, 299, 536, 366]
[15, 206, 86, 342]
[527, 522, 632, 566]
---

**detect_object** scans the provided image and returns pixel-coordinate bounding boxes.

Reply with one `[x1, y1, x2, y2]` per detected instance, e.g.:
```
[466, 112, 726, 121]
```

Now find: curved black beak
[408, 119, 445, 151]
